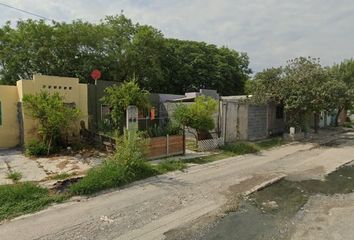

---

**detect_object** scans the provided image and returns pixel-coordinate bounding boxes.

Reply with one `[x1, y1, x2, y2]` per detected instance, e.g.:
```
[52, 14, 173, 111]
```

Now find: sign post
[126, 105, 139, 131]
[91, 69, 102, 85]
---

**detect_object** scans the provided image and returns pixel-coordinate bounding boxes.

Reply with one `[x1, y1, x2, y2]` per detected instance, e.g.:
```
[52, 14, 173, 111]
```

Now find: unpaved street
[1, 130, 354, 240]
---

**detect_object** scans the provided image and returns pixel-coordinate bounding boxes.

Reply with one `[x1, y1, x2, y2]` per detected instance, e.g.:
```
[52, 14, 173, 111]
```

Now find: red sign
[91, 69, 101, 81]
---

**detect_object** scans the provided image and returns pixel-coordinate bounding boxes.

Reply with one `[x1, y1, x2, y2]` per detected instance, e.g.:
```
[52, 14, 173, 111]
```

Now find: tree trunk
[335, 107, 344, 127]
[314, 112, 319, 133]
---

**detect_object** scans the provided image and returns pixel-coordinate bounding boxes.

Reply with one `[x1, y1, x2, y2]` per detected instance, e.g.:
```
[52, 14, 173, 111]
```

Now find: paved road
[1, 131, 354, 240]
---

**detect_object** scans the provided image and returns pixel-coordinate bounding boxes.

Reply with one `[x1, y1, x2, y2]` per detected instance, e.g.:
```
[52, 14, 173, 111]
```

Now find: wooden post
[166, 134, 170, 156]
[182, 128, 186, 155]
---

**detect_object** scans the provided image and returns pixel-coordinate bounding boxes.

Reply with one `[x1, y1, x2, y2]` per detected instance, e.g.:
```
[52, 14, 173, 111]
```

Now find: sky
[0, 0, 353, 72]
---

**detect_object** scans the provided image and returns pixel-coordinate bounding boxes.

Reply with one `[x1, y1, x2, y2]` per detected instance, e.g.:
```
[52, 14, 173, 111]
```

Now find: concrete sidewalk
[0, 149, 103, 185]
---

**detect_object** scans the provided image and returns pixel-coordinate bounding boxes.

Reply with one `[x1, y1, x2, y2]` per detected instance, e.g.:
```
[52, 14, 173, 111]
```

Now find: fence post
[166, 134, 170, 156]
[182, 127, 186, 155]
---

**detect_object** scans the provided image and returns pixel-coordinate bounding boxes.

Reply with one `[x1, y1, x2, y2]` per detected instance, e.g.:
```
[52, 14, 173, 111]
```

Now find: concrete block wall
[247, 105, 268, 140]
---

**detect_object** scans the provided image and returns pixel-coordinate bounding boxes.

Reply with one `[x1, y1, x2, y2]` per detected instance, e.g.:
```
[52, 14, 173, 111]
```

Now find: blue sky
[0, 0, 353, 72]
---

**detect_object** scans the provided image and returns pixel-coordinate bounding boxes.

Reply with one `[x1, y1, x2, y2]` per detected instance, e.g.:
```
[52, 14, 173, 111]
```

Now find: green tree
[249, 57, 344, 132]
[0, 14, 251, 95]
[173, 96, 218, 142]
[329, 59, 354, 125]
[101, 80, 150, 130]
[22, 92, 80, 153]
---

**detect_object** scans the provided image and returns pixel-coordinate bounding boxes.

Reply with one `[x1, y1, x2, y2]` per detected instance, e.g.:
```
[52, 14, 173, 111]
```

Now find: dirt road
[1, 130, 354, 240]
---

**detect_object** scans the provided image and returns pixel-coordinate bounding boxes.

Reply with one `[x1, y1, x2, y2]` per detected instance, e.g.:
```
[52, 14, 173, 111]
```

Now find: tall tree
[329, 59, 354, 125]
[0, 14, 251, 95]
[249, 57, 344, 131]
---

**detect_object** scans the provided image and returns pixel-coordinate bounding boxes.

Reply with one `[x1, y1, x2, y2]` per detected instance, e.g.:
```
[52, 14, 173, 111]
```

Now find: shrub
[146, 122, 182, 138]
[174, 96, 217, 141]
[101, 80, 150, 130]
[0, 183, 66, 221]
[25, 140, 49, 157]
[70, 130, 158, 195]
[22, 91, 80, 154]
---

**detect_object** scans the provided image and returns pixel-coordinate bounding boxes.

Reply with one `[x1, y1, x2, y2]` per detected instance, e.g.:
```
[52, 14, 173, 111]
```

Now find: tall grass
[0, 183, 67, 221]
[70, 131, 187, 195]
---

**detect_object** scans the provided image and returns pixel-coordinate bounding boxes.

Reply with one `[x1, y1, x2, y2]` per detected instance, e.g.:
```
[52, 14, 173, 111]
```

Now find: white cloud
[0, 0, 353, 72]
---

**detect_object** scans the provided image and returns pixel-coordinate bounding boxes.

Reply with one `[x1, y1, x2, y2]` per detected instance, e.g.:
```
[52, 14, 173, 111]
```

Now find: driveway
[1, 131, 354, 240]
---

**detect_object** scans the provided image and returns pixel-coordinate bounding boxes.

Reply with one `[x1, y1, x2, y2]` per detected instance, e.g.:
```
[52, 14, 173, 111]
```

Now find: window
[276, 105, 284, 119]
[0, 101, 2, 126]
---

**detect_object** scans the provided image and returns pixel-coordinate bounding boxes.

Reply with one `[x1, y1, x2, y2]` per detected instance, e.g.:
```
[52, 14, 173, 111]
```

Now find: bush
[173, 96, 217, 140]
[25, 140, 49, 157]
[0, 183, 66, 221]
[220, 142, 260, 155]
[146, 122, 182, 138]
[70, 130, 157, 195]
[22, 92, 80, 152]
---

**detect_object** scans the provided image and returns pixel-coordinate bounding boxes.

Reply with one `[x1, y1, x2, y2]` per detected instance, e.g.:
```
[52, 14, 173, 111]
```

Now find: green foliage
[70, 130, 189, 195]
[70, 130, 154, 195]
[329, 59, 354, 124]
[0, 183, 67, 221]
[25, 139, 49, 157]
[220, 142, 260, 155]
[0, 15, 250, 95]
[6, 171, 22, 182]
[147, 122, 181, 138]
[161, 39, 251, 95]
[153, 160, 187, 174]
[173, 96, 218, 139]
[69, 159, 157, 195]
[249, 57, 347, 128]
[22, 92, 80, 152]
[101, 80, 149, 129]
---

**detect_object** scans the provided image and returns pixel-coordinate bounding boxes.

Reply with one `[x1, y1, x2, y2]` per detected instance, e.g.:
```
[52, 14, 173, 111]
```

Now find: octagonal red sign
[91, 69, 101, 81]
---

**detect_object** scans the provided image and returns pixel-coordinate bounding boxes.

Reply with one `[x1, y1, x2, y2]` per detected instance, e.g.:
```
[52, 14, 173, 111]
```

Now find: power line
[0, 2, 55, 21]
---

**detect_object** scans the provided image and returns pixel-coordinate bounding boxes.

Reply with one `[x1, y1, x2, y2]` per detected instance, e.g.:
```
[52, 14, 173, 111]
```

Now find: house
[220, 96, 285, 142]
[0, 74, 88, 148]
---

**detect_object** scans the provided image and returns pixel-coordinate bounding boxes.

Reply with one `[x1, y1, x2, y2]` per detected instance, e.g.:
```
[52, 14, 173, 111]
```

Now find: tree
[329, 59, 354, 125]
[173, 96, 218, 142]
[249, 57, 343, 132]
[161, 39, 251, 95]
[22, 92, 80, 153]
[0, 15, 251, 95]
[101, 80, 150, 130]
